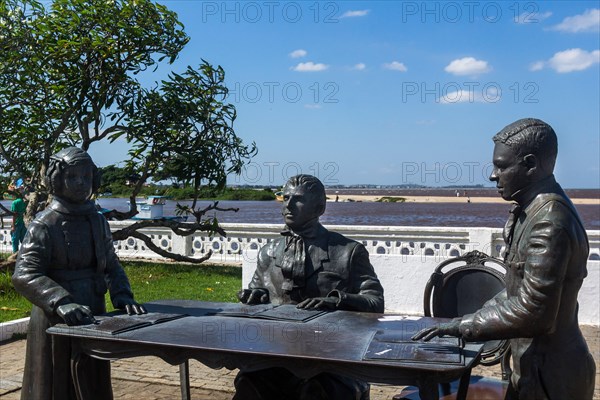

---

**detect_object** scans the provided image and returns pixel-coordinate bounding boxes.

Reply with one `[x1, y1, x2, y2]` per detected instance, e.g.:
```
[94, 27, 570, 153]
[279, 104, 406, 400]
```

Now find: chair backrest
[423, 250, 509, 366]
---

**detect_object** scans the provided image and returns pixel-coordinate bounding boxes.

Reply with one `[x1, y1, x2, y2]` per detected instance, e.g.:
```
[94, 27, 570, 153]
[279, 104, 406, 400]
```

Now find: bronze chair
[394, 250, 511, 400]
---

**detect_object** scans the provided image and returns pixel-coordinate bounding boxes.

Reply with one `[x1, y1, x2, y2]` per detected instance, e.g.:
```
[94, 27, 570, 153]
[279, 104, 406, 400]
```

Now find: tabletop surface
[47, 299, 482, 375]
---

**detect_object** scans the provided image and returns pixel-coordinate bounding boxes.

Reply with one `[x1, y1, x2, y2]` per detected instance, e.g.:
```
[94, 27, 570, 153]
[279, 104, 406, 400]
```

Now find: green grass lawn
[0, 268, 33, 322]
[0, 261, 242, 323]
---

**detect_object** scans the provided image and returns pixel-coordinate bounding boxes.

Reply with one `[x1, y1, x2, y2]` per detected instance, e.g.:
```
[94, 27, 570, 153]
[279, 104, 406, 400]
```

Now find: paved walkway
[1, 325, 598, 399]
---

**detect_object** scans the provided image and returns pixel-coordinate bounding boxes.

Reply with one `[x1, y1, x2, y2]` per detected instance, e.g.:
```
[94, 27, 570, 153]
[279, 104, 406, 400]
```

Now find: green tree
[97, 165, 129, 193]
[0, 175, 13, 227]
[0, 0, 256, 263]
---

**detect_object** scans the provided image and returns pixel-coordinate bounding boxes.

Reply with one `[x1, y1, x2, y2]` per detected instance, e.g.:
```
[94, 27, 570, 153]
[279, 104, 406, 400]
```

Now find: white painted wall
[242, 252, 600, 326]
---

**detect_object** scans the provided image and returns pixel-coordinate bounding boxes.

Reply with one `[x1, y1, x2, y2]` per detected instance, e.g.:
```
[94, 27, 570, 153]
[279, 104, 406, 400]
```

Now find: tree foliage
[0, 0, 257, 263]
[97, 165, 131, 192]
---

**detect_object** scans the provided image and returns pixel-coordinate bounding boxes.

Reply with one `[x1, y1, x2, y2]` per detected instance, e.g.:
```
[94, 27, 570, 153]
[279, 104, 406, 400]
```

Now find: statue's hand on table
[237, 288, 270, 304]
[296, 297, 339, 310]
[113, 295, 147, 315]
[411, 318, 461, 342]
[56, 303, 96, 326]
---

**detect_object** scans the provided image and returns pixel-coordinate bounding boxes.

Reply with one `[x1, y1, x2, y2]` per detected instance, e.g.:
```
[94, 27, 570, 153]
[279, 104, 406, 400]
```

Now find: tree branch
[129, 231, 213, 264]
[98, 122, 127, 141]
[190, 201, 239, 222]
[0, 253, 17, 272]
[111, 218, 226, 241]
[0, 202, 14, 215]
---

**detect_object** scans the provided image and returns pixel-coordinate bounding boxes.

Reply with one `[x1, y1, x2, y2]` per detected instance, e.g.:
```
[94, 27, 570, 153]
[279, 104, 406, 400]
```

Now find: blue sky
[89, 1, 600, 188]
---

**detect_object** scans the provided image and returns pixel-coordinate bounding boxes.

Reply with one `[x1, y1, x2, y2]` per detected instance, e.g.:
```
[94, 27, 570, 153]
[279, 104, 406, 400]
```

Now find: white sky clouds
[439, 86, 500, 104]
[291, 62, 329, 72]
[340, 10, 369, 18]
[289, 49, 307, 58]
[288, 50, 329, 72]
[439, 90, 483, 104]
[383, 61, 407, 72]
[529, 61, 545, 72]
[550, 9, 600, 33]
[444, 57, 491, 76]
[352, 63, 366, 71]
[531, 48, 600, 73]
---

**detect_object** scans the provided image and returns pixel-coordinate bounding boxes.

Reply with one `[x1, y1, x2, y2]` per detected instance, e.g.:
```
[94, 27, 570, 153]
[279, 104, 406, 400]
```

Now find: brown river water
[3, 189, 598, 230]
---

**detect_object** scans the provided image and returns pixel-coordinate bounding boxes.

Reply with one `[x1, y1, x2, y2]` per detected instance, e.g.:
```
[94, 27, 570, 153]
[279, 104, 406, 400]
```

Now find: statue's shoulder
[534, 191, 566, 205]
[527, 191, 585, 235]
[32, 207, 59, 226]
[323, 228, 360, 249]
[260, 237, 285, 259]
[527, 180, 573, 215]
[532, 192, 576, 219]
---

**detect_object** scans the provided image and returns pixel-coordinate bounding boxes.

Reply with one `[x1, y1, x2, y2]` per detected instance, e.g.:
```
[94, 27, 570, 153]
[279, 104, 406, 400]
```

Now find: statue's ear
[523, 154, 538, 176]
[315, 202, 326, 217]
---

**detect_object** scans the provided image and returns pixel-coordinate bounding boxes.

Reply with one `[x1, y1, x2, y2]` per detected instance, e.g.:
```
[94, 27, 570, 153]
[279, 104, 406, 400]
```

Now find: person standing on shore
[10, 185, 27, 254]
[413, 118, 596, 400]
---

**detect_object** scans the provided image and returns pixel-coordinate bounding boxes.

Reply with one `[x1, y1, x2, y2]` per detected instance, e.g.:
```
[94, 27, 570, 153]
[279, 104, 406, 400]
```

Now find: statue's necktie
[503, 203, 522, 260]
[280, 232, 306, 292]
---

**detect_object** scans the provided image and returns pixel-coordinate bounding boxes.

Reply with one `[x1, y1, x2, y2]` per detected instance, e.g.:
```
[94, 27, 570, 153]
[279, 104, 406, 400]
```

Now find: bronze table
[47, 300, 483, 400]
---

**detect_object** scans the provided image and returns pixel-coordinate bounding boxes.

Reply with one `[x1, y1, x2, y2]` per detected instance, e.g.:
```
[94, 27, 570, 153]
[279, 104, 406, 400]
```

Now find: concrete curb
[0, 318, 28, 342]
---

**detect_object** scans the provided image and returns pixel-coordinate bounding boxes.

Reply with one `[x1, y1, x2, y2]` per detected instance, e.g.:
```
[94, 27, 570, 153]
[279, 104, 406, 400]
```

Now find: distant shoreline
[327, 194, 599, 205]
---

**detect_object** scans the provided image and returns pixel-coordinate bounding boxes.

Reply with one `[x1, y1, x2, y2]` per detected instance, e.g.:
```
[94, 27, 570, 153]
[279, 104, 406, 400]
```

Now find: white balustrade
[1, 220, 598, 325]
[92, 221, 598, 265]
[3, 220, 598, 263]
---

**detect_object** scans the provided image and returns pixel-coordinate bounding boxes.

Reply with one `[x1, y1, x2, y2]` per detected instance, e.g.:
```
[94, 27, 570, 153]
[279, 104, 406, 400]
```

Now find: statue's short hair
[45, 147, 100, 195]
[492, 118, 558, 173]
[285, 174, 326, 209]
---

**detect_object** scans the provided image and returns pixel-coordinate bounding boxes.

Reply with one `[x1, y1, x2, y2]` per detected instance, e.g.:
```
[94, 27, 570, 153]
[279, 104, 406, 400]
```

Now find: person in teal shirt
[10, 189, 27, 253]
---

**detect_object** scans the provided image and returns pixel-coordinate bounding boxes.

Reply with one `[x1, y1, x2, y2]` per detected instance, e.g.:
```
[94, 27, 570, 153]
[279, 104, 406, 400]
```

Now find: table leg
[418, 381, 439, 400]
[456, 367, 472, 400]
[70, 340, 113, 400]
[179, 361, 191, 400]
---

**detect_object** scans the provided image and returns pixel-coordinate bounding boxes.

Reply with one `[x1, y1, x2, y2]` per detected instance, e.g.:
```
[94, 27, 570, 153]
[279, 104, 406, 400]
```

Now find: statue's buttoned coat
[12, 199, 134, 400]
[238, 224, 383, 399]
[458, 178, 596, 400]
[249, 224, 384, 313]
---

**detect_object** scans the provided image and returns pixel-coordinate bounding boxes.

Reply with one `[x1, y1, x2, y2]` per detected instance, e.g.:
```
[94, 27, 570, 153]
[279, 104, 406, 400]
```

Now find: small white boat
[130, 196, 186, 221]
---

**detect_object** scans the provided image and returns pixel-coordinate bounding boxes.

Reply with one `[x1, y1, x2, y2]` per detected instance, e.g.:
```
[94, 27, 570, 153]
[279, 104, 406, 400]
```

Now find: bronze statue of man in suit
[235, 174, 384, 400]
[413, 118, 596, 400]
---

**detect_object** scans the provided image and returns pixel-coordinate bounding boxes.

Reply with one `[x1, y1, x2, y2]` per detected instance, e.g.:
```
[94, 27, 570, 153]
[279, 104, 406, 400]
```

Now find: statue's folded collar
[50, 197, 97, 216]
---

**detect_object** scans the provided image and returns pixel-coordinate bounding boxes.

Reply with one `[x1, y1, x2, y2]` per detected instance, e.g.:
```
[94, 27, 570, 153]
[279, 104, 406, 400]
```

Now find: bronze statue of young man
[12, 147, 146, 400]
[235, 174, 384, 400]
[413, 119, 596, 400]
